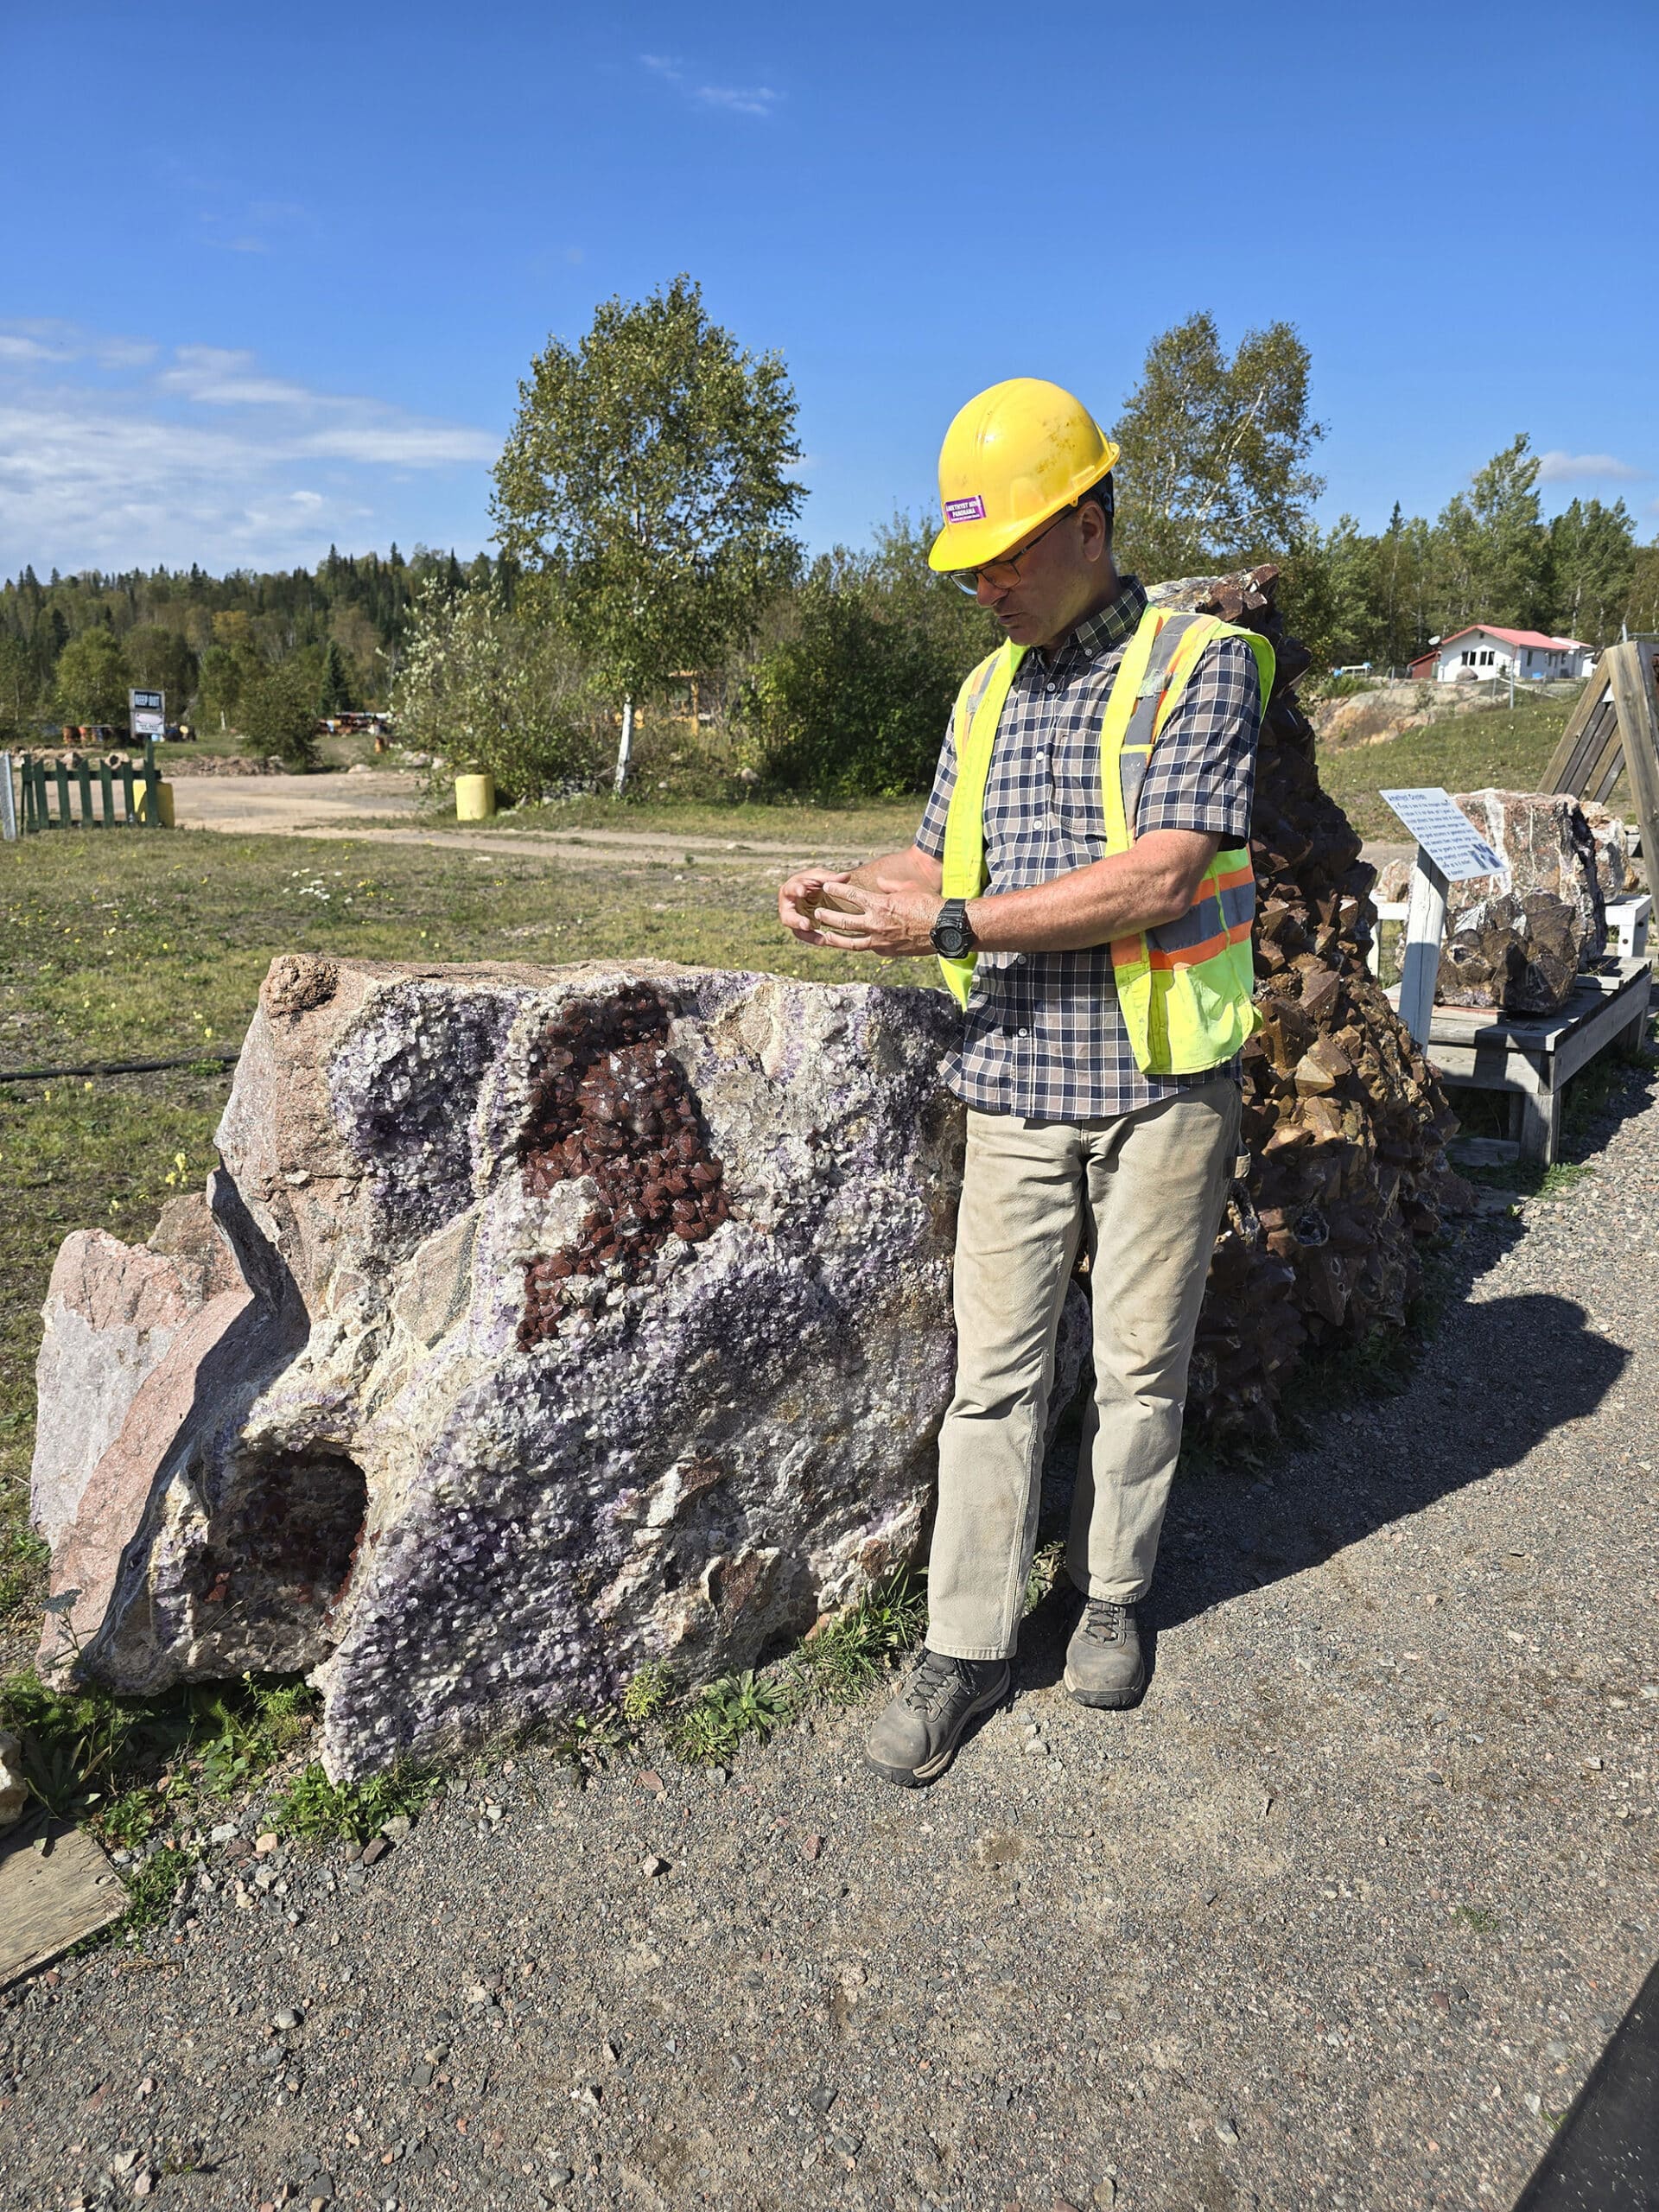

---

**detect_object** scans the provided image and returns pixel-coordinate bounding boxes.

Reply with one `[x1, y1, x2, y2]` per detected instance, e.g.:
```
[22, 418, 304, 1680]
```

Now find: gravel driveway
[3, 1046, 1656, 2212]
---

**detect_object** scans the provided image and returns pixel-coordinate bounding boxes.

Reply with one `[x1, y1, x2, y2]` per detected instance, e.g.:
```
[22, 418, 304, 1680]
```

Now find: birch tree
[491, 275, 803, 795]
[1110, 312, 1325, 579]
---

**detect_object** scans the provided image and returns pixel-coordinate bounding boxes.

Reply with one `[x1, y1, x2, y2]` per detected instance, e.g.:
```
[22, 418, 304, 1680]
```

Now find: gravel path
[3, 1047, 1656, 2212]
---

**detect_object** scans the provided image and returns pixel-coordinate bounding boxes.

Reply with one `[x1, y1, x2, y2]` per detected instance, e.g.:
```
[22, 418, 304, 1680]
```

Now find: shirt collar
[1033, 576, 1147, 668]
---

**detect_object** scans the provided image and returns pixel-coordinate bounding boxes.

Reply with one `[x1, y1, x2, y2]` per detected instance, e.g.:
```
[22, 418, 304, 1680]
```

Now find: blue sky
[3, 0, 1655, 577]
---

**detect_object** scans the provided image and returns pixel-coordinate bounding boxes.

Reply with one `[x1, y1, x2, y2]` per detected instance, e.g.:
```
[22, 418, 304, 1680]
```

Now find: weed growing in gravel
[114, 1842, 194, 1936]
[620, 1662, 678, 1725]
[544, 1706, 630, 1778]
[273, 1761, 437, 1847]
[0, 1670, 142, 1826]
[795, 1571, 925, 1701]
[192, 1677, 318, 1798]
[667, 1669, 789, 1764]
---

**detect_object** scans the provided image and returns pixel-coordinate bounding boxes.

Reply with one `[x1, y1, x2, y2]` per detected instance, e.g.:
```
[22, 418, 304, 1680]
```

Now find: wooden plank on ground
[0, 1826, 126, 1987]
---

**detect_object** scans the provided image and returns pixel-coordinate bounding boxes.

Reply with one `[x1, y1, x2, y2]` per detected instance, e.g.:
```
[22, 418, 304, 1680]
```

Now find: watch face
[936, 923, 970, 957]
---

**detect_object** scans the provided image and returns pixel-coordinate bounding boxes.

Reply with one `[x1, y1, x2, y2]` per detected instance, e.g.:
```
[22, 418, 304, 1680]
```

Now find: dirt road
[164, 772, 1417, 887]
[166, 775, 877, 873]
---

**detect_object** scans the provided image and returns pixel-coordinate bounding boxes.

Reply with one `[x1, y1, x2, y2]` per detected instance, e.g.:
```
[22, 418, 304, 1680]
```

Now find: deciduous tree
[492, 274, 804, 795]
[123, 624, 198, 718]
[240, 660, 321, 771]
[1435, 434, 1547, 632]
[394, 576, 601, 805]
[1110, 312, 1325, 578]
[53, 626, 129, 725]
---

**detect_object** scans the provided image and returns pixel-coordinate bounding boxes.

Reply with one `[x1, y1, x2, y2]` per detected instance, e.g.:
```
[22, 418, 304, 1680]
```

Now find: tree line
[0, 545, 513, 753]
[5, 282, 1655, 797]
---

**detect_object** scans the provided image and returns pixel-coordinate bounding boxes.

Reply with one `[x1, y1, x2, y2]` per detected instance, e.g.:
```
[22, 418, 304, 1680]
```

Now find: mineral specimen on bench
[1436, 888, 1584, 1014]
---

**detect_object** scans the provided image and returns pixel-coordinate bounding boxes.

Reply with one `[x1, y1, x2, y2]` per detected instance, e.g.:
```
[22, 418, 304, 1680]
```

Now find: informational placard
[129, 687, 165, 742]
[1379, 788, 1503, 880]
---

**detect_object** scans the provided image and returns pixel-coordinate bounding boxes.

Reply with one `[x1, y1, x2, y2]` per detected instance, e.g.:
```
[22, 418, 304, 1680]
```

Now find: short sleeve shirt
[915, 576, 1261, 1121]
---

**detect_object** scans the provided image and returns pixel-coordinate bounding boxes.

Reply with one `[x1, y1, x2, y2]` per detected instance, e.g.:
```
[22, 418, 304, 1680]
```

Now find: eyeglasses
[945, 508, 1073, 595]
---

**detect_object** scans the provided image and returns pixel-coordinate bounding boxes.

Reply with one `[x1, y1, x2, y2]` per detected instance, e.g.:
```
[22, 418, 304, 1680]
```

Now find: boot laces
[1081, 1599, 1130, 1646]
[902, 1649, 973, 1719]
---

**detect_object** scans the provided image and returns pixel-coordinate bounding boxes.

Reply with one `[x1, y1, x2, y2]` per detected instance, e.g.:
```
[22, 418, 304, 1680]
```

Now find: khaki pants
[926, 1081, 1240, 1662]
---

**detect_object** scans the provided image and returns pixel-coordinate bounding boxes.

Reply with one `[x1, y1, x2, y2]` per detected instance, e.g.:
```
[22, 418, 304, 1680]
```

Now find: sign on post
[129, 688, 165, 744]
[0, 752, 16, 842]
[1380, 788, 1506, 1051]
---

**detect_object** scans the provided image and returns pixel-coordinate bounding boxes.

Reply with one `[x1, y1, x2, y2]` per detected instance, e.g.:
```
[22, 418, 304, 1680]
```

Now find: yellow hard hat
[927, 378, 1120, 573]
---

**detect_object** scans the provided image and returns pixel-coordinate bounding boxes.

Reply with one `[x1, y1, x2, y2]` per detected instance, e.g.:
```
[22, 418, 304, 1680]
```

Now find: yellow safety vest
[938, 605, 1275, 1077]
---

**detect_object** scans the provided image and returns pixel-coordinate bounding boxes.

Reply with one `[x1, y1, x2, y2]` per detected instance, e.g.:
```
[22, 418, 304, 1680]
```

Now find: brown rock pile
[1148, 569, 1465, 1433]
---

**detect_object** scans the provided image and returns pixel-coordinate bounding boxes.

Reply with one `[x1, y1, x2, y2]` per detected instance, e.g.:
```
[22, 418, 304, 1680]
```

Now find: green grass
[636, 1569, 927, 1767]
[1, 826, 940, 1639]
[435, 791, 925, 850]
[1318, 695, 1580, 842]
[0, 1666, 322, 1845]
[271, 1760, 438, 1847]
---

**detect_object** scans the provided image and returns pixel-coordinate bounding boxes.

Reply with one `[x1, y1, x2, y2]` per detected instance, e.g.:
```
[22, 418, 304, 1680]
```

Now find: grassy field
[423, 791, 926, 848]
[1316, 693, 1580, 842]
[0, 824, 933, 1641]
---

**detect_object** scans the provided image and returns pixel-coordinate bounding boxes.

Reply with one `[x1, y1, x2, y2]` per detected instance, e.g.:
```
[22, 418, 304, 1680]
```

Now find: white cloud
[694, 84, 779, 117]
[0, 321, 158, 370]
[160, 346, 318, 406]
[0, 324, 497, 574]
[1537, 449, 1645, 483]
[640, 51, 779, 117]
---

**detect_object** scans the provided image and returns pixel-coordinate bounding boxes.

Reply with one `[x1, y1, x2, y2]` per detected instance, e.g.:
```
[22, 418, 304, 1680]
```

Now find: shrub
[734, 519, 995, 798]
[394, 576, 605, 805]
[239, 661, 321, 770]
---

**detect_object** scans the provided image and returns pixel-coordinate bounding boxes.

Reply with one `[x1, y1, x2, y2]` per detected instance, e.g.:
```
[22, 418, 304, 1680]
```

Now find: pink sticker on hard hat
[944, 495, 986, 524]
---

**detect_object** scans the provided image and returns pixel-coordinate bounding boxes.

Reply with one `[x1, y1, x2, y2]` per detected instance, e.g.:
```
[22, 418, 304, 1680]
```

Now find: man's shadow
[1016, 1282, 1630, 1694]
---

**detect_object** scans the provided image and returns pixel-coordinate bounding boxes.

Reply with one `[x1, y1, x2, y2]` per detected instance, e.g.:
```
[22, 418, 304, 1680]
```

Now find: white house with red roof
[1408, 626, 1597, 683]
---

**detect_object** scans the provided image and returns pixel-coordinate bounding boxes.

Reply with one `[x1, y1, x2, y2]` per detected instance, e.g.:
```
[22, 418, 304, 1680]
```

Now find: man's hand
[779, 844, 945, 950]
[778, 868, 853, 947]
[800, 880, 944, 959]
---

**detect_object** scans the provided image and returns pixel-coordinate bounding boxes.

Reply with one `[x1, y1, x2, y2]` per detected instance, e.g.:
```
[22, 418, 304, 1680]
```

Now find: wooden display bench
[1385, 957, 1654, 1165]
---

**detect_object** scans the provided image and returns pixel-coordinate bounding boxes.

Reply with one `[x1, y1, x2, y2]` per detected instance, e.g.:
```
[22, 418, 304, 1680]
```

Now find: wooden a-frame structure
[1545, 636, 1659, 874]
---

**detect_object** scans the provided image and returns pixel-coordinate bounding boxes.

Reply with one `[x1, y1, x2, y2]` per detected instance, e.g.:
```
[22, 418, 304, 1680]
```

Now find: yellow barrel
[455, 772, 496, 822]
[135, 779, 176, 827]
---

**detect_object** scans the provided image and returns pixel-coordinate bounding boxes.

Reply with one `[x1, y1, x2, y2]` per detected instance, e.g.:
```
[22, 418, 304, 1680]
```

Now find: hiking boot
[1064, 1597, 1146, 1708]
[863, 1649, 1010, 1788]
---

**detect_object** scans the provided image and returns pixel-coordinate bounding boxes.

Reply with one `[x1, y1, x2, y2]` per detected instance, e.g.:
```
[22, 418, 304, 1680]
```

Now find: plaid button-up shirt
[915, 576, 1262, 1121]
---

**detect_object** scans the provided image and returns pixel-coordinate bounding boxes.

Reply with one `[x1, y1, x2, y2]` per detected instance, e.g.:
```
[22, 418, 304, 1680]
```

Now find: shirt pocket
[1047, 727, 1109, 857]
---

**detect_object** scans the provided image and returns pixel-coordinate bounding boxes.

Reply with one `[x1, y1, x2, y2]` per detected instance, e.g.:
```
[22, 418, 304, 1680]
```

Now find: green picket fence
[13, 750, 168, 833]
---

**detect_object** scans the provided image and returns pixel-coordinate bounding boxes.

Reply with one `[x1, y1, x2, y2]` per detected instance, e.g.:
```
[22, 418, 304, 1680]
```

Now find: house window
[1461, 650, 1475, 664]
[1479, 649, 1495, 665]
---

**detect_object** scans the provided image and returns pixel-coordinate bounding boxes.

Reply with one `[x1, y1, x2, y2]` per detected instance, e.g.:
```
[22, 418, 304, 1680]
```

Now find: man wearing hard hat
[779, 379, 1272, 1788]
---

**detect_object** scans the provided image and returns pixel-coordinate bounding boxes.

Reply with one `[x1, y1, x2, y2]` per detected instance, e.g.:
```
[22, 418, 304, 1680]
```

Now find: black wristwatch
[930, 897, 976, 959]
